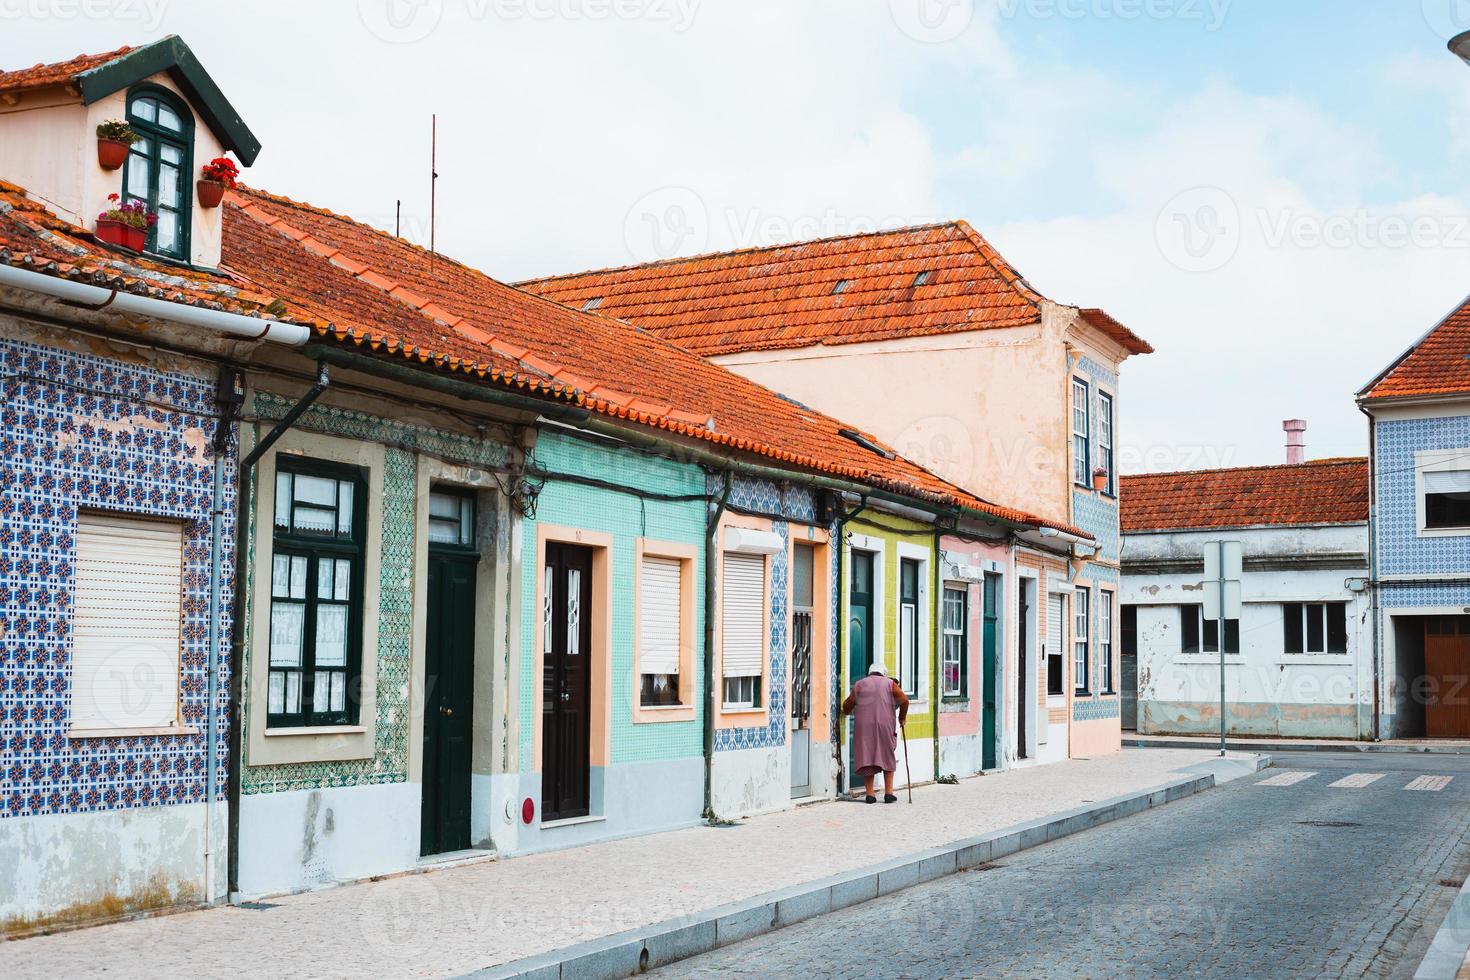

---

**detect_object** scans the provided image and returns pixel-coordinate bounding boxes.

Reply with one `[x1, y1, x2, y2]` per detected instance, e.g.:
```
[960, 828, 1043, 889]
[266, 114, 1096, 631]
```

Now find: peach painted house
[521, 225, 1153, 768]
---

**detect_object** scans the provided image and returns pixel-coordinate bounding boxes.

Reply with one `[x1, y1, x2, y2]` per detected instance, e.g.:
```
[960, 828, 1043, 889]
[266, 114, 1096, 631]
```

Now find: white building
[1120, 440, 1372, 740]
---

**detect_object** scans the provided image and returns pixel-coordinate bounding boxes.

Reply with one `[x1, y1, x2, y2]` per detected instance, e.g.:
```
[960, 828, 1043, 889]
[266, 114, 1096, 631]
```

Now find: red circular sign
[521, 797, 535, 824]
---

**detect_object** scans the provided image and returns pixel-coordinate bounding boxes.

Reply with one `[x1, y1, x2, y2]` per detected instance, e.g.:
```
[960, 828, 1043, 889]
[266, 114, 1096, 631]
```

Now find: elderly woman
[841, 662, 910, 804]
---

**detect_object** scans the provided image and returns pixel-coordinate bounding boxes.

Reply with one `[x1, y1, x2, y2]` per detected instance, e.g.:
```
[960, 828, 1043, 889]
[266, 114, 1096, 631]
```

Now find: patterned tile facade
[1072, 352, 1123, 720]
[240, 393, 507, 795]
[1375, 414, 1470, 578]
[0, 335, 231, 819]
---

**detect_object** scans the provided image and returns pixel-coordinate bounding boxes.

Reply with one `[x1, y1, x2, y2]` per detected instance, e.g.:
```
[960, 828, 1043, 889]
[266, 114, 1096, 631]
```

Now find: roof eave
[76, 35, 261, 166]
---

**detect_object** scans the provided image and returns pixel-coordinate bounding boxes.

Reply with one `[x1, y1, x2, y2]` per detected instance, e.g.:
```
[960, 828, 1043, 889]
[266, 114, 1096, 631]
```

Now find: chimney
[1283, 419, 1306, 464]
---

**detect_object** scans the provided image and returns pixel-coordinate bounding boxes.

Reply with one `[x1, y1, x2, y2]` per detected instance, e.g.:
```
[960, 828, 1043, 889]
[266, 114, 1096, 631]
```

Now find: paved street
[658, 752, 1470, 979]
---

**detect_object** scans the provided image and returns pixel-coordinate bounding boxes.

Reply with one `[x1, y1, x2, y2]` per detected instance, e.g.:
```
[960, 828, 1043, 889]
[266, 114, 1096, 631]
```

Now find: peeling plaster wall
[1122, 524, 1371, 739]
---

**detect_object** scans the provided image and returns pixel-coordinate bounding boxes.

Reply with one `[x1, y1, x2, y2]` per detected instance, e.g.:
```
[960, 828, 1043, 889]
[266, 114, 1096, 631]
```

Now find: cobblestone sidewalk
[1, 748, 1242, 980]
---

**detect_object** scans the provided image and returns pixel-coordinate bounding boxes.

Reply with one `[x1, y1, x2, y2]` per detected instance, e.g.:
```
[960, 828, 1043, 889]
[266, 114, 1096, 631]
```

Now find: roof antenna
[429, 113, 438, 264]
[395, 199, 401, 238]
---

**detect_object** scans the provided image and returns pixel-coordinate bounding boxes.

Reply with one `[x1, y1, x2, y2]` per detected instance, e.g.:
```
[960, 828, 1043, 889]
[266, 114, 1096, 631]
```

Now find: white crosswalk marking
[1257, 770, 1317, 786]
[1405, 775, 1453, 792]
[1329, 773, 1385, 788]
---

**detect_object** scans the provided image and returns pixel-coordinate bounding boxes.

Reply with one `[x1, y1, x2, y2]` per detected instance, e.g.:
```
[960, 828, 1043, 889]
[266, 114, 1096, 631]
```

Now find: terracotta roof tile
[1120, 458, 1368, 532]
[219, 186, 1082, 534]
[0, 45, 134, 95]
[1361, 292, 1470, 400]
[518, 221, 1152, 358]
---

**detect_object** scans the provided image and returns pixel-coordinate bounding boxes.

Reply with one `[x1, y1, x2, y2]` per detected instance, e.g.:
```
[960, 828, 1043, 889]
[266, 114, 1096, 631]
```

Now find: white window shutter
[71, 513, 184, 731]
[1424, 470, 1470, 494]
[721, 552, 764, 678]
[639, 556, 682, 676]
[1048, 594, 1065, 661]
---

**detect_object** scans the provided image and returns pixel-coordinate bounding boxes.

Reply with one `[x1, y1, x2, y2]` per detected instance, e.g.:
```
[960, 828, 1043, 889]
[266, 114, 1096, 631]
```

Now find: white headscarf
[868, 662, 887, 676]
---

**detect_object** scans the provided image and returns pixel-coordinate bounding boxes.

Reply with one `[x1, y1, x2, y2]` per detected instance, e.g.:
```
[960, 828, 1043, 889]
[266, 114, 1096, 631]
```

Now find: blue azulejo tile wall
[0, 336, 231, 819]
[1376, 415, 1470, 577]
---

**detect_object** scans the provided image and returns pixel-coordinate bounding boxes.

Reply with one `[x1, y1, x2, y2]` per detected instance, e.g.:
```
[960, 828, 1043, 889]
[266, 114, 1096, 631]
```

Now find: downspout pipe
[702, 473, 733, 820]
[0, 263, 311, 346]
[1359, 402, 1381, 741]
[226, 363, 330, 899]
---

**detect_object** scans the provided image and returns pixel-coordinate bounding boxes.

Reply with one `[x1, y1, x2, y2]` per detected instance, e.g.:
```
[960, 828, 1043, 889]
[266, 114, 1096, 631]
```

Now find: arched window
[122, 85, 193, 260]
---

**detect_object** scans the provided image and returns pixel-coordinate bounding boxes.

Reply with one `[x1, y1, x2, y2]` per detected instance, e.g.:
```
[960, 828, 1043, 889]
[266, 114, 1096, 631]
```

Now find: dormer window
[123, 86, 193, 260]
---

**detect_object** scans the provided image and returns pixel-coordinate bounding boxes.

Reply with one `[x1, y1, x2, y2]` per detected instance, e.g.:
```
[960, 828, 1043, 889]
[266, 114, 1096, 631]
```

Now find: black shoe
[884, 794, 898, 804]
[864, 795, 877, 804]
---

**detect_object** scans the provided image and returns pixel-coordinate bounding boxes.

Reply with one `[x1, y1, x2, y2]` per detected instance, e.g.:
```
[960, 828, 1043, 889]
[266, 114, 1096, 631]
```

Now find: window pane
[156, 101, 182, 132]
[1284, 603, 1303, 653]
[290, 555, 308, 599]
[1224, 619, 1240, 654]
[159, 142, 182, 165]
[1203, 618, 1219, 653]
[337, 481, 355, 535]
[271, 554, 291, 598]
[318, 558, 335, 599]
[313, 670, 331, 713]
[268, 671, 285, 714]
[292, 505, 336, 534]
[315, 605, 348, 667]
[331, 672, 347, 712]
[131, 97, 157, 123]
[1181, 606, 1200, 654]
[566, 568, 581, 656]
[1327, 604, 1348, 654]
[154, 210, 178, 254]
[793, 544, 815, 609]
[285, 671, 301, 714]
[126, 153, 152, 198]
[335, 559, 351, 601]
[158, 164, 180, 207]
[269, 602, 304, 666]
[294, 474, 337, 507]
[1307, 604, 1325, 653]
[275, 472, 292, 529]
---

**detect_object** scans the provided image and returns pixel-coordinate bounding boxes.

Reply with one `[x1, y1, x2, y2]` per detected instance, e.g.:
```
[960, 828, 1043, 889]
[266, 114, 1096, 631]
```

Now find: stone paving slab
[0, 748, 1255, 980]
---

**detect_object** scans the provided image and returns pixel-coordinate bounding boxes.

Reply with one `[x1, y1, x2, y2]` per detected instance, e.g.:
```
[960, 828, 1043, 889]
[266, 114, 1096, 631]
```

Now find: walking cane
[900, 718, 912, 804]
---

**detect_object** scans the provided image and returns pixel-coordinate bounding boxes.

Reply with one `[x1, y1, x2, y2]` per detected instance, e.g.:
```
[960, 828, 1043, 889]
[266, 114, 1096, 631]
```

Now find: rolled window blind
[639, 556, 682, 675]
[721, 552, 764, 678]
[71, 513, 183, 730]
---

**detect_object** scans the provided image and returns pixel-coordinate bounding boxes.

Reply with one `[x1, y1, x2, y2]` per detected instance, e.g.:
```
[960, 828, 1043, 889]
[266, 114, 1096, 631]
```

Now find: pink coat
[846, 673, 905, 776]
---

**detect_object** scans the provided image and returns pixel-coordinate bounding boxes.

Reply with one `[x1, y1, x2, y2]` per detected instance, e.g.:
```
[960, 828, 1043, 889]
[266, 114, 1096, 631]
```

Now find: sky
[8, 0, 1470, 473]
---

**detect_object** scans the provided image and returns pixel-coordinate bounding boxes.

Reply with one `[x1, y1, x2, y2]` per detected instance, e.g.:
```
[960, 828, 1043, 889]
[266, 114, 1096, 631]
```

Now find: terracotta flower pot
[96, 218, 146, 252]
[196, 179, 225, 208]
[1092, 472, 1109, 492]
[97, 138, 131, 171]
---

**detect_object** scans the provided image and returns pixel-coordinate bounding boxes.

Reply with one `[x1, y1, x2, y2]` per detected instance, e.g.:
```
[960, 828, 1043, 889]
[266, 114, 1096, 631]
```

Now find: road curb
[1125, 736, 1470, 755]
[1416, 875, 1470, 979]
[465, 756, 1269, 980]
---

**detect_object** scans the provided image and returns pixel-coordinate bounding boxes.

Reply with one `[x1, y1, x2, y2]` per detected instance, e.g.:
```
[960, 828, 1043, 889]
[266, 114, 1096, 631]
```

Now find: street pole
[1218, 542, 1226, 757]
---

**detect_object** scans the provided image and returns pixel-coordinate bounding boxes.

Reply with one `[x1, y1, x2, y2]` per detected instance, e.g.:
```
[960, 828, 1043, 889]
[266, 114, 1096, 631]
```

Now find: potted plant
[95, 193, 156, 251]
[95, 120, 139, 170]
[1092, 466, 1109, 492]
[196, 156, 239, 208]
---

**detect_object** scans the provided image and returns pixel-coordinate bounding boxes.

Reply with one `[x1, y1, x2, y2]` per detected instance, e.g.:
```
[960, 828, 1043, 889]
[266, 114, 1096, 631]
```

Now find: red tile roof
[1360, 292, 1470, 401]
[0, 45, 135, 94]
[517, 221, 1152, 357]
[214, 186, 1083, 534]
[1120, 458, 1368, 532]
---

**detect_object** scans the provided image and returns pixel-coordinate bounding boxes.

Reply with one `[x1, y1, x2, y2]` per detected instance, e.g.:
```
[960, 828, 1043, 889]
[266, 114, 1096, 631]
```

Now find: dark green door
[982, 573, 1000, 771]
[421, 553, 476, 856]
[847, 550, 875, 789]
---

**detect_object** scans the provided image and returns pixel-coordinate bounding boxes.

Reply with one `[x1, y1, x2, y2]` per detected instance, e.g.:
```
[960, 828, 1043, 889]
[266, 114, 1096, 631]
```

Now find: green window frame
[1072, 377, 1091, 487]
[122, 84, 193, 261]
[267, 458, 367, 728]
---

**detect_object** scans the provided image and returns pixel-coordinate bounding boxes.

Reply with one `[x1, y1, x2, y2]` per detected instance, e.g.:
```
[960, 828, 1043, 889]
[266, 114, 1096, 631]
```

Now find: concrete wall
[1122, 523, 1371, 739]
[0, 71, 230, 268]
[0, 317, 232, 929]
[937, 538, 1009, 776]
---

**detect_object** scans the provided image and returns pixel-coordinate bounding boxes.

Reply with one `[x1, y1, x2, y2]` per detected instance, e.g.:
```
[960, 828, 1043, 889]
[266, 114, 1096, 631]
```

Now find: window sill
[633, 703, 696, 724]
[541, 814, 606, 830]
[264, 725, 368, 738]
[1276, 656, 1353, 666]
[939, 698, 969, 713]
[1175, 656, 1246, 666]
[1416, 527, 1470, 538]
[68, 725, 198, 739]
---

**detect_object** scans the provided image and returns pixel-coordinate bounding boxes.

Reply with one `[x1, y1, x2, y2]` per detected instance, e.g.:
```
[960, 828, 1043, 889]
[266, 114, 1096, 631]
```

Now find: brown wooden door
[542, 543, 593, 821]
[1425, 619, 1470, 738]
